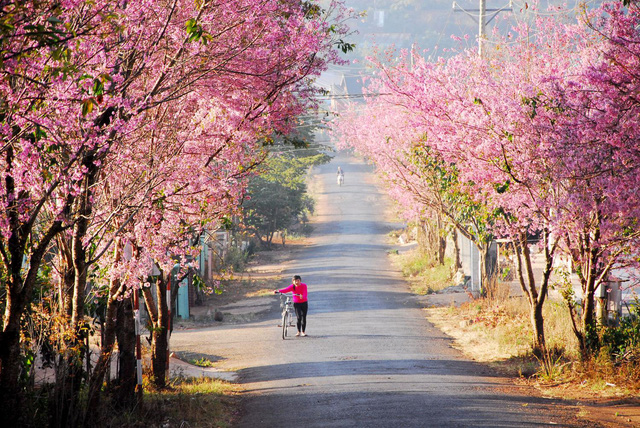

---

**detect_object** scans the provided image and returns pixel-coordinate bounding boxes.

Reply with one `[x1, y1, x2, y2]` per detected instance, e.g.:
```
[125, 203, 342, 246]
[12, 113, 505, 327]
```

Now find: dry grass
[245, 288, 276, 298]
[572, 352, 640, 396]
[108, 377, 240, 427]
[425, 300, 533, 364]
[389, 240, 640, 403]
[389, 247, 454, 294]
[425, 292, 640, 400]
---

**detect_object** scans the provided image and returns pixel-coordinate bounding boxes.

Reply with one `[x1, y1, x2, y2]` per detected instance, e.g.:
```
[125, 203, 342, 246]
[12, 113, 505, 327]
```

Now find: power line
[313, 92, 392, 100]
[510, 0, 600, 17]
[431, 5, 455, 59]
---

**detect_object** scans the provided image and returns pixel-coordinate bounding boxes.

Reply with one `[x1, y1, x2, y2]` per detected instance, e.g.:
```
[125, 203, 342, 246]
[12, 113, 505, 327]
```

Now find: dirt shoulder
[424, 301, 640, 428]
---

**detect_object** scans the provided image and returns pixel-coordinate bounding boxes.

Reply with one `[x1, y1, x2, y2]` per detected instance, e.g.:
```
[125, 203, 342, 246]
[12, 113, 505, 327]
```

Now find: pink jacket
[278, 283, 308, 303]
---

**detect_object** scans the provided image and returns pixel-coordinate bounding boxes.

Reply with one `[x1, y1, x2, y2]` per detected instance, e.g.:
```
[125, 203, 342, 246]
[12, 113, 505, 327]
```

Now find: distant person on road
[274, 275, 308, 336]
[337, 166, 344, 186]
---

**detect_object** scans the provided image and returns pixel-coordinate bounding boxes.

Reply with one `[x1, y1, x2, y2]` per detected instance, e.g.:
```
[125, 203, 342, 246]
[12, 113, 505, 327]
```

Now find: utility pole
[453, 1, 512, 57]
[479, 0, 487, 57]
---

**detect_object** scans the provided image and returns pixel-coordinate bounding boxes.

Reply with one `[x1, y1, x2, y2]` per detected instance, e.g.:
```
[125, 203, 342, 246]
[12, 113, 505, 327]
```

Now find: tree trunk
[152, 275, 170, 388]
[452, 228, 461, 270]
[417, 217, 447, 265]
[0, 220, 62, 425]
[151, 320, 169, 389]
[436, 214, 446, 265]
[531, 299, 546, 353]
[142, 272, 170, 389]
[478, 243, 492, 298]
[565, 208, 607, 358]
[113, 296, 137, 409]
[0, 288, 27, 427]
[438, 234, 446, 265]
[86, 291, 118, 414]
[86, 239, 125, 419]
[56, 235, 74, 318]
[575, 258, 599, 356]
[53, 158, 98, 427]
[512, 231, 556, 353]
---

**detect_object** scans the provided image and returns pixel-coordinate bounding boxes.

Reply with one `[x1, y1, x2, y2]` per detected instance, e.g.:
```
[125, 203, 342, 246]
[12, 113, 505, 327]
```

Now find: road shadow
[237, 358, 506, 383]
[237, 386, 588, 428]
[311, 219, 396, 236]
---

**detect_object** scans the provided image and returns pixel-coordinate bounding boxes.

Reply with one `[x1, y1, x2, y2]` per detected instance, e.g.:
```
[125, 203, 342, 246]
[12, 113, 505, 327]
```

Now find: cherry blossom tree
[551, 1, 640, 354]
[0, 3, 134, 421]
[0, 0, 352, 422]
[84, 0, 351, 397]
[335, 2, 640, 354]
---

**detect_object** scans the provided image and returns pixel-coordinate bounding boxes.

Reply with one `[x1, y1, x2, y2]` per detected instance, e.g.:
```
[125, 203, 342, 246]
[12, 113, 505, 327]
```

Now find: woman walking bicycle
[274, 275, 308, 336]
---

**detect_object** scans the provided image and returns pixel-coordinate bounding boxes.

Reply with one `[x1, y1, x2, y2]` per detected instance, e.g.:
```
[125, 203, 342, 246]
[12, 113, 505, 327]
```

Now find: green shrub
[395, 248, 454, 294]
[223, 246, 249, 271]
[401, 250, 434, 277]
[598, 305, 640, 362]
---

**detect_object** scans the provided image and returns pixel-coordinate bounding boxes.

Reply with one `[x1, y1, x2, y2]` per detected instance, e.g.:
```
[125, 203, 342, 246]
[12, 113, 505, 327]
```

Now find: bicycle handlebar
[274, 291, 302, 298]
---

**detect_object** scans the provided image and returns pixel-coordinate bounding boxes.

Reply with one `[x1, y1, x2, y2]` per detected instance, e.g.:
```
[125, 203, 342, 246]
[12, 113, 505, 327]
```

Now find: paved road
[172, 152, 596, 427]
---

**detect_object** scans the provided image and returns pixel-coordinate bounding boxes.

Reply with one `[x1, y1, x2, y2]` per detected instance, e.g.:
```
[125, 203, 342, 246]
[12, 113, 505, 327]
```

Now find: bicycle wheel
[289, 311, 295, 327]
[282, 311, 287, 340]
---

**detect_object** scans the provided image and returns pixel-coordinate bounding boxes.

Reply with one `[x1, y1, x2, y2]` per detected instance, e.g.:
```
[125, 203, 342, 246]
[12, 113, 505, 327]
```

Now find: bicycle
[276, 292, 298, 339]
[337, 173, 344, 186]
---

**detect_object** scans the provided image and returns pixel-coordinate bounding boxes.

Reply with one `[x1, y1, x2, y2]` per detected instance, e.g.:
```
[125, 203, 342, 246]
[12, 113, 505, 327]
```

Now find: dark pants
[293, 301, 308, 332]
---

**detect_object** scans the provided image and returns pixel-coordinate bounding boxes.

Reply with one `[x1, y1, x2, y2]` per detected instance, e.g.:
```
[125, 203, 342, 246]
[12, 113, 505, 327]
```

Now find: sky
[316, 0, 602, 99]
[339, 0, 599, 58]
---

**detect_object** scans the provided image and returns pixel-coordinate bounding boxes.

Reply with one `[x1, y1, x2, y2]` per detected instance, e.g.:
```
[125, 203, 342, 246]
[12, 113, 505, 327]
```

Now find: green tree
[243, 153, 328, 246]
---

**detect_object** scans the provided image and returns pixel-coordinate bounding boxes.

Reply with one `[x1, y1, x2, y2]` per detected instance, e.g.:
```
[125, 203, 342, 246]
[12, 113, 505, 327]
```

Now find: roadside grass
[425, 293, 640, 398]
[109, 377, 240, 427]
[389, 246, 454, 294]
[573, 352, 640, 394]
[389, 242, 640, 398]
[426, 300, 535, 364]
[191, 357, 217, 367]
[245, 287, 277, 297]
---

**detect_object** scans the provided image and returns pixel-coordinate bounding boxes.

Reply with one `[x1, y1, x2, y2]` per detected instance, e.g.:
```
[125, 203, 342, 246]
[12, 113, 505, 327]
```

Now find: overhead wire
[427, 4, 455, 60]
[453, 2, 479, 52]
[444, 0, 604, 50]
[510, 0, 600, 17]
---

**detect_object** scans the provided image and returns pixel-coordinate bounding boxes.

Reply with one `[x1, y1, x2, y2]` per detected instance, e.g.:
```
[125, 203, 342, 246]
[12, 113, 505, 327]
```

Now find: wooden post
[134, 289, 143, 403]
[596, 281, 608, 326]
